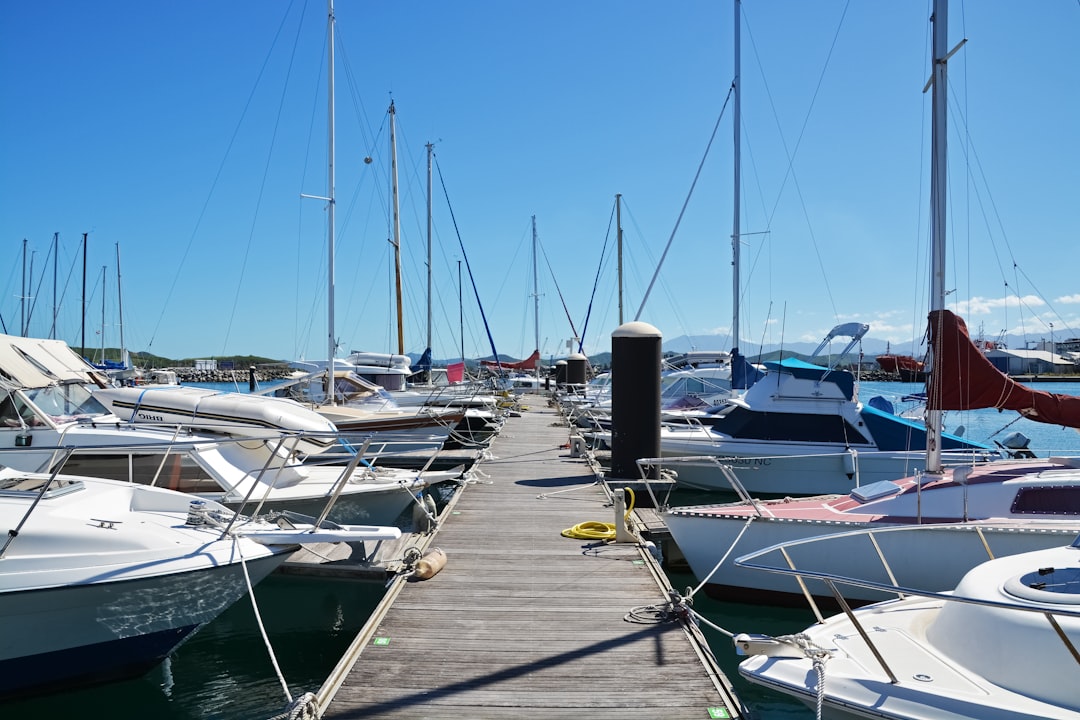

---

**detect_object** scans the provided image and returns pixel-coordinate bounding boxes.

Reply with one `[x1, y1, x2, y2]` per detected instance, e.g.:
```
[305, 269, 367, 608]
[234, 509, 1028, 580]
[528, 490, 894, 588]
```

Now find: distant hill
[661, 329, 1042, 358]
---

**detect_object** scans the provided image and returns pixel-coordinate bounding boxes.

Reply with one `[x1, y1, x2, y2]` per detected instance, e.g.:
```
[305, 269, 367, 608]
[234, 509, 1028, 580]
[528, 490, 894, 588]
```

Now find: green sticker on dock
[707, 709, 731, 719]
[373, 637, 390, 646]
[632, 559, 645, 566]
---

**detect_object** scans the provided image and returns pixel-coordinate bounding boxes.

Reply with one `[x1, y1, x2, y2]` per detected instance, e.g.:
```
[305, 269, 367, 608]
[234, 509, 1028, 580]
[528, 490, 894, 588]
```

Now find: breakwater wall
[159, 365, 295, 384]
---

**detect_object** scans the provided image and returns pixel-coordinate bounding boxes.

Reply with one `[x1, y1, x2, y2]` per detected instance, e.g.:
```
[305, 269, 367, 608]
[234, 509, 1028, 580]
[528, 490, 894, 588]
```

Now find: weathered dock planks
[316, 403, 743, 719]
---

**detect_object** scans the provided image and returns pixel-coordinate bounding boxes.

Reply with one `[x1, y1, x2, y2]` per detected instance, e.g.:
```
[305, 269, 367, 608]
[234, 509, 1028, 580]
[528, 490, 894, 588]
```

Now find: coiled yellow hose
[561, 487, 636, 539]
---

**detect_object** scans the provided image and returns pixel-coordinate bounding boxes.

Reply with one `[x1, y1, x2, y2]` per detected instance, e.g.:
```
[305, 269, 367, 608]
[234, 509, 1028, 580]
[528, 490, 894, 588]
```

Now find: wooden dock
[315, 403, 743, 719]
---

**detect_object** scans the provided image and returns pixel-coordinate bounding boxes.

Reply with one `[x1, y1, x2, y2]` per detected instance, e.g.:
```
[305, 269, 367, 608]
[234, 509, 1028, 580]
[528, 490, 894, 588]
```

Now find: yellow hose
[560, 487, 636, 539]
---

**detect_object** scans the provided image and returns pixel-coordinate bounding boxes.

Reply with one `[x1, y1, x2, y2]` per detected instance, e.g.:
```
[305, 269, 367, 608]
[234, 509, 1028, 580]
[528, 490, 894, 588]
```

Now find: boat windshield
[23, 383, 110, 423]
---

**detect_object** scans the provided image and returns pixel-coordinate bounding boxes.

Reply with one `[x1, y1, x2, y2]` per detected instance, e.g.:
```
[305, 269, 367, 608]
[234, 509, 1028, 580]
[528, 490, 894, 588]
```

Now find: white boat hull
[660, 431, 994, 495]
[739, 542, 1080, 719]
[669, 511, 1078, 605]
[0, 553, 282, 698]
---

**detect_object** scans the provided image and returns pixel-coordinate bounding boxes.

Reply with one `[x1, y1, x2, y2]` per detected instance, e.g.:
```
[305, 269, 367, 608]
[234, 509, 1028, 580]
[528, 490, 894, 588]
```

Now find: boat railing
[733, 524, 1080, 683]
[636, 454, 759, 509]
[0, 448, 77, 559]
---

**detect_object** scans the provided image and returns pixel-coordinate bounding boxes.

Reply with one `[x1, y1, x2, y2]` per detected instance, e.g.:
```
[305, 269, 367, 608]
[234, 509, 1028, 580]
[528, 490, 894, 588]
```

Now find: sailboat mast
[531, 215, 540, 379]
[81, 232, 87, 353]
[115, 243, 125, 364]
[20, 238, 27, 337]
[458, 260, 464, 364]
[51, 232, 58, 339]
[327, 0, 337, 403]
[616, 193, 623, 325]
[926, 0, 949, 474]
[731, 0, 742, 355]
[426, 141, 434, 356]
[100, 265, 106, 361]
[390, 101, 404, 356]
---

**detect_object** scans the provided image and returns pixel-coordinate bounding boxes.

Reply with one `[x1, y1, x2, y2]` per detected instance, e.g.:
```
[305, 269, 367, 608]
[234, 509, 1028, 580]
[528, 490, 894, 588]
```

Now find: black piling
[566, 352, 587, 389]
[610, 321, 661, 480]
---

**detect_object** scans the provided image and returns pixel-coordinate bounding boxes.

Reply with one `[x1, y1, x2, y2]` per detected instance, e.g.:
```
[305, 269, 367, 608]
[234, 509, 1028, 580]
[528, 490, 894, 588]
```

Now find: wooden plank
[317, 403, 743, 720]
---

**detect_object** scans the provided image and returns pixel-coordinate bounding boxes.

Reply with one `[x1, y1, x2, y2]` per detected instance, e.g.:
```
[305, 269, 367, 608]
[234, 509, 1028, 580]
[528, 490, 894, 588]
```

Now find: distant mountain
[662, 333, 905, 357]
[661, 329, 1040, 358]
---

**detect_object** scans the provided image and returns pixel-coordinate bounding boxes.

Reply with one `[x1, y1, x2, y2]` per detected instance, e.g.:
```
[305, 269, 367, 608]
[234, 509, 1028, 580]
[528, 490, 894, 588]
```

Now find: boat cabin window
[56, 451, 220, 495]
[24, 383, 109, 423]
[0, 393, 43, 427]
[1010, 486, 1080, 515]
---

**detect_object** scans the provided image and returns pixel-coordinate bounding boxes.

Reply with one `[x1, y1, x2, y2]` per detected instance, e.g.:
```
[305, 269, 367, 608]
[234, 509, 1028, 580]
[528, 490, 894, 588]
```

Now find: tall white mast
[327, 0, 337, 403]
[616, 194, 623, 326]
[531, 215, 540, 379]
[426, 141, 434, 357]
[390, 101, 404, 356]
[100, 265, 106, 361]
[300, 1, 337, 403]
[731, 0, 742, 356]
[116, 243, 126, 366]
[926, 0, 949, 474]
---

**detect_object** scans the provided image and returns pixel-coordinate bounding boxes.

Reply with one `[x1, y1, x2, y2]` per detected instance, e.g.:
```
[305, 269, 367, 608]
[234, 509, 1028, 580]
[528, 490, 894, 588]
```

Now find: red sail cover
[480, 349, 540, 371]
[927, 309, 1080, 428]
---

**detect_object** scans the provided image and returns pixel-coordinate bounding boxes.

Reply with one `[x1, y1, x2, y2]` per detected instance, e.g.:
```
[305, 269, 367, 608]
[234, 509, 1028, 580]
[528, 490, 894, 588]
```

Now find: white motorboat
[734, 529, 1080, 720]
[0, 333, 461, 526]
[265, 369, 499, 452]
[667, 455, 1080, 606]
[651, 322, 1001, 496]
[0, 466, 400, 699]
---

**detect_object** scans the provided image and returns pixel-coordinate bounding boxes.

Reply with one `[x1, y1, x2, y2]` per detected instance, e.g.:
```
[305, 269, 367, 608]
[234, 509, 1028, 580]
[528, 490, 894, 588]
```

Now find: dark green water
[1, 575, 386, 719]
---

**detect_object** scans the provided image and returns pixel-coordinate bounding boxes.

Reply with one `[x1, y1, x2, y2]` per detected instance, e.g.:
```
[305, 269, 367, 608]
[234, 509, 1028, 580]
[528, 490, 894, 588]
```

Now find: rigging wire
[434, 158, 500, 363]
[743, 1, 850, 324]
[634, 83, 734, 321]
[218, 5, 308, 357]
[536, 229, 582, 348]
[145, 0, 304, 352]
[575, 199, 616, 353]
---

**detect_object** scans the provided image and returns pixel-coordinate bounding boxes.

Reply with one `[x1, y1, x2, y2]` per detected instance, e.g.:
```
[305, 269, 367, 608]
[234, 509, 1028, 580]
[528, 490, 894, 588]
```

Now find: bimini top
[0, 333, 108, 389]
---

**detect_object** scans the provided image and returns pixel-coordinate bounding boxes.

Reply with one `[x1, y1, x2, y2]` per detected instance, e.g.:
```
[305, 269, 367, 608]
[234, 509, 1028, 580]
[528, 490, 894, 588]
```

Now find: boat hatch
[0, 476, 84, 499]
[850, 480, 903, 503]
[1004, 565, 1080, 603]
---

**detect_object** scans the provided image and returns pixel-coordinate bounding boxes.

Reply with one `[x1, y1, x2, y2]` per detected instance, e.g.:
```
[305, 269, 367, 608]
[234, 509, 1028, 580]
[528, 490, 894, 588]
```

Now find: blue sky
[2, 1, 1077, 363]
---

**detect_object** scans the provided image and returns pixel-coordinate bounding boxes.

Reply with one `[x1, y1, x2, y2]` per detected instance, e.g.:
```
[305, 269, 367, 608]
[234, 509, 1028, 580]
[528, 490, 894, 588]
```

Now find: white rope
[776, 632, 831, 720]
[235, 536, 293, 704]
[686, 513, 757, 598]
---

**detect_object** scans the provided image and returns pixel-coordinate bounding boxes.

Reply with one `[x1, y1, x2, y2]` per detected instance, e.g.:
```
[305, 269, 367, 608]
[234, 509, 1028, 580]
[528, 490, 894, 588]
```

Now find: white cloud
[1057, 294, 1080, 304]
[955, 295, 1044, 315]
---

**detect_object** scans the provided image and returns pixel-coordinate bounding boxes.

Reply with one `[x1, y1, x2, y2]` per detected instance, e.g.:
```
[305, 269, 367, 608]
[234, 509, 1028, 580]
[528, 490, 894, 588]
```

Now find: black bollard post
[554, 360, 567, 388]
[248, 366, 256, 392]
[610, 321, 661, 481]
[566, 352, 587, 391]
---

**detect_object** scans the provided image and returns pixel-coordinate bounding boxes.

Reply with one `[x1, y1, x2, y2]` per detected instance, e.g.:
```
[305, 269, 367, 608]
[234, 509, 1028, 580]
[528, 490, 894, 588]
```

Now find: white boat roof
[0, 333, 107, 389]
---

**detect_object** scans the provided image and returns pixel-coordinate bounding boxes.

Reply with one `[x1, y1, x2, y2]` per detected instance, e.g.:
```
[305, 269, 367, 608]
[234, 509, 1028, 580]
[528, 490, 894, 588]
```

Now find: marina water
[4, 380, 1078, 718]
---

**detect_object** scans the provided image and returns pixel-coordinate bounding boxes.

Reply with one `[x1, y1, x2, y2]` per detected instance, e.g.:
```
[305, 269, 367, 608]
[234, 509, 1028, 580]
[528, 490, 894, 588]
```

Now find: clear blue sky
[2, 1, 1077, 363]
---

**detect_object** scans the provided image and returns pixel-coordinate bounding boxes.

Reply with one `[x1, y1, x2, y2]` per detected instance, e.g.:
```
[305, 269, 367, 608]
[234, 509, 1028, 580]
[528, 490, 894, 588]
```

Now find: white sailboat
[645, 0, 1001, 498]
[736, 4, 1080, 717]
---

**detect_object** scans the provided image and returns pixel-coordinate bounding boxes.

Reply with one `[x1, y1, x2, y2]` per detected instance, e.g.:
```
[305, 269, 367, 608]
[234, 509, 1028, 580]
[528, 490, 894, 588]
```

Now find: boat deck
[316, 403, 742, 719]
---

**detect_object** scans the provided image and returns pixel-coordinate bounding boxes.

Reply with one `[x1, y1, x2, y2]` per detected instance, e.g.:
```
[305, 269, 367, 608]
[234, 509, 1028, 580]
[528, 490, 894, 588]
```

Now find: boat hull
[0, 553, 283, 699]
[668, 510, 1079, 605]
[659, 435, 994, 495]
